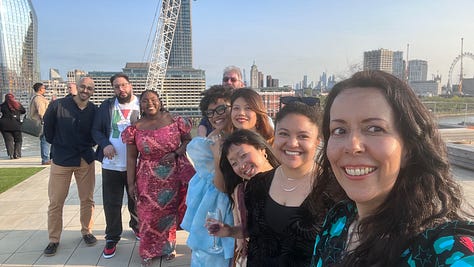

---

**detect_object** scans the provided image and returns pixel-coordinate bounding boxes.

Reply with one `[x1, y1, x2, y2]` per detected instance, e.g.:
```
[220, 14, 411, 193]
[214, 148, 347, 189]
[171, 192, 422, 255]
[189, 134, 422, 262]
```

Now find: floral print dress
[122, 116, 195, 259]
[311, 201, 474, 266]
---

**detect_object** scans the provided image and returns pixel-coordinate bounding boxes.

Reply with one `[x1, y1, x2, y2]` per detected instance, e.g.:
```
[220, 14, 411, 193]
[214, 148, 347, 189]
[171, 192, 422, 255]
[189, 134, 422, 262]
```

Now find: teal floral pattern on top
[311, 201, 474, 266]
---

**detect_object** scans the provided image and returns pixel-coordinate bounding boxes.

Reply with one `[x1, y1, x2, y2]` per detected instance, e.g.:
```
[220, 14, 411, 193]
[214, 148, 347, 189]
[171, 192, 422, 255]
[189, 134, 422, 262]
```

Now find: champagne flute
[206, 208, 223, 253]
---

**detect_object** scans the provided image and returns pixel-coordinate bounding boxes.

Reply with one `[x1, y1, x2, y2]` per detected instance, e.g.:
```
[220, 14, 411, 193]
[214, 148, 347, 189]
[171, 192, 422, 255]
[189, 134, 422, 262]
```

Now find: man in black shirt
[42, 76, 98, 256]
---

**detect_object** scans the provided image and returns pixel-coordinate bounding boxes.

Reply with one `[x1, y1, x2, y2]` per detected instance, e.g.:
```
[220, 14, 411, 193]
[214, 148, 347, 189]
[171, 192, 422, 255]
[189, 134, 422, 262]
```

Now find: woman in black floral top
[311, 70, 474, 266]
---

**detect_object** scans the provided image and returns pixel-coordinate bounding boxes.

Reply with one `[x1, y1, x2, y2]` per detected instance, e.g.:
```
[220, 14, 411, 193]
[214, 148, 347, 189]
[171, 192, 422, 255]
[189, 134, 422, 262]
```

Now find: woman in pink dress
[122, 90, 195, 266]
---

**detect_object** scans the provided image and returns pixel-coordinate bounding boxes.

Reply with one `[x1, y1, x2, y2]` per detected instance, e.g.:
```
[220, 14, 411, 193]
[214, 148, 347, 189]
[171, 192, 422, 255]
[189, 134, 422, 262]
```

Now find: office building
[258, 71, 264, 88]
[408, 60, 428, 82]
[364, 49, 405, 80]
[87, 63, 205, 116]
[364, 49, 393, 73]
[257, 87, 295, 118]
[250, 63, 258, 89]
[409, 80, 441, 96]
[164, 0, 205, 115]
[392, 51, 405, 80]
[0, 0, 40, 105]
[168, 0, 192, 69]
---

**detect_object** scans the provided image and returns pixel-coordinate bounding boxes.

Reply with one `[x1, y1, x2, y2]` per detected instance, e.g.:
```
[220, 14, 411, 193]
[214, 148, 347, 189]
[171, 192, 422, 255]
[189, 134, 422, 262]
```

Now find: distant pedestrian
[0, 93, 26, 159]
[92, 73, 140, 259]
[42, 76, 98, 257]
[29, 82, 51, 165]
[67, 82, 77, 97]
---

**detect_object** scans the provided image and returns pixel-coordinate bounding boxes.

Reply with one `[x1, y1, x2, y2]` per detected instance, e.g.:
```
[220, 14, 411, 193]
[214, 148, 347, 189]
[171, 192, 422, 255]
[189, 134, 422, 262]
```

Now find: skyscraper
[408, 60, 428, 82]
[163, 0, 204, 116]
[250, 62, 258, 89]
[168, 0, 192, 69]
[364, 48, 404, 80]
[392, 51, 405, 80]
[363, 49, 393, 73]
[0, 0, 40, 103]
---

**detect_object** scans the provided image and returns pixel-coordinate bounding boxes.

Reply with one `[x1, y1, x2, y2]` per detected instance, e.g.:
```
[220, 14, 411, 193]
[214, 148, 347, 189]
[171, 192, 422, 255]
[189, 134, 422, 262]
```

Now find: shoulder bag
[22, 96, 43, 137]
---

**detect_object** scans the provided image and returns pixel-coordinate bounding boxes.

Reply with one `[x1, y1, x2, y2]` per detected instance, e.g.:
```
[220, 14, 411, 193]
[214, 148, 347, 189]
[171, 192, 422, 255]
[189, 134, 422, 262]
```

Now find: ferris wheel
[448, 52, 474, 94]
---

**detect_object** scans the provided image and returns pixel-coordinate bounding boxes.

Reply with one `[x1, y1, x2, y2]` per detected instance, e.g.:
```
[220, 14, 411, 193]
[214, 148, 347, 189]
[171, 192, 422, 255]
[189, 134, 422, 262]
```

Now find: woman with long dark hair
[311, 70, 474, 266]
[0, 93, 26, 159]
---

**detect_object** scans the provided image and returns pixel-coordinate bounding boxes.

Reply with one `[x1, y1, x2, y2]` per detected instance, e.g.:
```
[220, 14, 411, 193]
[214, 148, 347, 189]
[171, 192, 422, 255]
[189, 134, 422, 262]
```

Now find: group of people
[28, 65, 473, 267]
[40, 73, 196, 267]
[183, 67, 474, 267]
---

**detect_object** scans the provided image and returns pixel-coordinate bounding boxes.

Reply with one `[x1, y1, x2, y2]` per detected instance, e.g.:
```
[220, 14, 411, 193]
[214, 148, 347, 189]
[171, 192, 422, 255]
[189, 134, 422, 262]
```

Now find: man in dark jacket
[92, 73, 140, 259]
[42, 76, 98, 256]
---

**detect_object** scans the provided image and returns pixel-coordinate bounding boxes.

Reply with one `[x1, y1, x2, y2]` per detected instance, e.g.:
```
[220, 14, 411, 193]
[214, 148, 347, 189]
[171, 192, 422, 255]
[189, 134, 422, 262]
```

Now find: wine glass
[206, 208, 223, 253]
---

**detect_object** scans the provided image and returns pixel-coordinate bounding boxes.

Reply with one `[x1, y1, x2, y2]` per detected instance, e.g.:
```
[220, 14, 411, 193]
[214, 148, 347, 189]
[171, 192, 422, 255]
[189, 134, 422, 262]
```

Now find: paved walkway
[0, 135, 474, 267]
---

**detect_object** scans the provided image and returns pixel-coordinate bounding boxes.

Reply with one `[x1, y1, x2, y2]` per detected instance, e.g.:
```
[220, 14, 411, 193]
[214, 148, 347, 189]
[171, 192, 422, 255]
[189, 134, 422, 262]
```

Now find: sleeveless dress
[122, 116, 195, 259]
[180, 136, 235, 266]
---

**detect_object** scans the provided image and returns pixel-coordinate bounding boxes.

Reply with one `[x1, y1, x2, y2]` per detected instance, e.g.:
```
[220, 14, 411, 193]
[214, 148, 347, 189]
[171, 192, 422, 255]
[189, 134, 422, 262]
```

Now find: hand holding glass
[206, 208, 223, 253]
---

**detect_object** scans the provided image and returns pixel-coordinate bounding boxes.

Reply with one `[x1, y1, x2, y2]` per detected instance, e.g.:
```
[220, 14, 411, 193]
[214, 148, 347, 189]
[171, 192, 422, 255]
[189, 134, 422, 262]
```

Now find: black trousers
[102, 168, 139, 242]
[1, 130, 22, 158]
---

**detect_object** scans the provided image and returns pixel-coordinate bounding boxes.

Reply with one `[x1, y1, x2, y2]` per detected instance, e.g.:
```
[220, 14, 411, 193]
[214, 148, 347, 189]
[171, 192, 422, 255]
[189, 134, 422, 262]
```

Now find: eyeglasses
[79, 84, 94, 91]
[280, 96, 320, 107]
[205, 104, 230, 118]
[113, 82, 130, 89]
[222, 77, 239, 83]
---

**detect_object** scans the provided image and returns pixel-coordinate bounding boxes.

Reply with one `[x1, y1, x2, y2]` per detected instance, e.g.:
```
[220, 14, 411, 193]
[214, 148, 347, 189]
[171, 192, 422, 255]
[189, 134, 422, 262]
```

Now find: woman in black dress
[214, 101, 338, 266]
[0, 93, 26, 159]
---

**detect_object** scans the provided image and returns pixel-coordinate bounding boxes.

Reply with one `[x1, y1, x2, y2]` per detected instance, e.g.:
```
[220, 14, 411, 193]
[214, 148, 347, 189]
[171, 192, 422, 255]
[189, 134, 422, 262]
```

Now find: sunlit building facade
[0, 0, 40, 105]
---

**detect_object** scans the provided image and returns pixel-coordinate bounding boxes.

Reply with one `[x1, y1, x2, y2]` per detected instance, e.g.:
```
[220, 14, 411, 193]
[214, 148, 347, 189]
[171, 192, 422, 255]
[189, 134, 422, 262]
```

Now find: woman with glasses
[311, 70, 474, 266]
[122, 90, 195, 266]
[181, 85, 236, 267]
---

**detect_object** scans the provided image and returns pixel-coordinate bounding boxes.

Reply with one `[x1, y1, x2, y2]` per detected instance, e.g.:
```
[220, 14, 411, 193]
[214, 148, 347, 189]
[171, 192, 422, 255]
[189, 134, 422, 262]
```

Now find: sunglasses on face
[222, 77, 239, 83]
[280, 96, 320, 106]
[205, 104, 230, 118]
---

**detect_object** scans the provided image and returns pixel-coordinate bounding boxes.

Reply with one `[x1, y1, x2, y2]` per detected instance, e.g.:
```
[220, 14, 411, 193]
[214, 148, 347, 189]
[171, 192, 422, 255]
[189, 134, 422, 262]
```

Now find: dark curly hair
[314, 70, 471, 266]
[199, 85, 233, 116]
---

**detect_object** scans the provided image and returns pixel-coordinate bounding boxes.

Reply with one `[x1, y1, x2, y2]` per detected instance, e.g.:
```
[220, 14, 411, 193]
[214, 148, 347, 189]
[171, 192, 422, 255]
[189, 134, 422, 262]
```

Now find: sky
[31, 0, 474, 87]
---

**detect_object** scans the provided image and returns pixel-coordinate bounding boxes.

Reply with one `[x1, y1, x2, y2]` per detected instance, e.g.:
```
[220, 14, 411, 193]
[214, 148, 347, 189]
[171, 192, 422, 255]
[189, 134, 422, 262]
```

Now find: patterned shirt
[311, 201, 474, 266]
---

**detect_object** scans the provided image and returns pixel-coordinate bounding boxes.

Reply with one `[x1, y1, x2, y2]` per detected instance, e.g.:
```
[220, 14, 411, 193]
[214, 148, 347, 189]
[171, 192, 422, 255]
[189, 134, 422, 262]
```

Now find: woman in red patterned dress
[122, 90, 195, 266]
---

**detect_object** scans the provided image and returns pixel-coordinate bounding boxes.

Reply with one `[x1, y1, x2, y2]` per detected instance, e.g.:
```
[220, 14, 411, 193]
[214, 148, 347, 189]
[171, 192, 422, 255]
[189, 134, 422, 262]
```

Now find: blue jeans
[40, 134, 50, 163]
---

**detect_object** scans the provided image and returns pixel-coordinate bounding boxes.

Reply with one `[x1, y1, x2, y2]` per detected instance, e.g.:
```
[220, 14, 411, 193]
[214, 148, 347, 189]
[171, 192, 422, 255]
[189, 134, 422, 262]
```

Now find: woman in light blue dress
[181, 85, 235, 266]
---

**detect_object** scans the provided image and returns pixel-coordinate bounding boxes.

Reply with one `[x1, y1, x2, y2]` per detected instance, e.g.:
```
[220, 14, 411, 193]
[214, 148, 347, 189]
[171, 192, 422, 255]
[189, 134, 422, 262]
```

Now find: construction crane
[145, 0, 182, 93]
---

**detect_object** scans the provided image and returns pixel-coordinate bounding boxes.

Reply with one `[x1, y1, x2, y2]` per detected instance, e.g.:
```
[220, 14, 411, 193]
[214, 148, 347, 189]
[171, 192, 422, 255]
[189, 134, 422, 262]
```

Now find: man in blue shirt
[42, 76, 98, 256]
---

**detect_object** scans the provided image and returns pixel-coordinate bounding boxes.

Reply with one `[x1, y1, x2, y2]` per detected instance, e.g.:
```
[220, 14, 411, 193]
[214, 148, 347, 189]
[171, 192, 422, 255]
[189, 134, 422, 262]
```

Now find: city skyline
[32, 0, 474, 87]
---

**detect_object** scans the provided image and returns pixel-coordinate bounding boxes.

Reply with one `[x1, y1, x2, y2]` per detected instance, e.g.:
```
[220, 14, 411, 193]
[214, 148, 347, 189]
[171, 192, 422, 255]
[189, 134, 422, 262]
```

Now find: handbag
[22, 95, 42, 137]
[22, 117, 42, 137]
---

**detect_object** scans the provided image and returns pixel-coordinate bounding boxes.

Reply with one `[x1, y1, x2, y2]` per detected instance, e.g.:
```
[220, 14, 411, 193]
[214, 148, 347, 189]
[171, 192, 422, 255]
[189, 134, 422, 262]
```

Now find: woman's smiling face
[327, 87, 406, 218]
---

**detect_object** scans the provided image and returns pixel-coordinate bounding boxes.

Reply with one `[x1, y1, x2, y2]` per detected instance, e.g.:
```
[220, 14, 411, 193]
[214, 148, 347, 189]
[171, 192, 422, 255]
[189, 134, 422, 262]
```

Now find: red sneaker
[102, 241, 117, 259]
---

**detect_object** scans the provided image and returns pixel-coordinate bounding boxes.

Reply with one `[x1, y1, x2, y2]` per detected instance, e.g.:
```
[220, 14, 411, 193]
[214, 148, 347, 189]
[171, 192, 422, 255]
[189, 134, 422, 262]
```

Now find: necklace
[278, 165, 315, 192]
